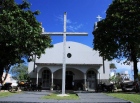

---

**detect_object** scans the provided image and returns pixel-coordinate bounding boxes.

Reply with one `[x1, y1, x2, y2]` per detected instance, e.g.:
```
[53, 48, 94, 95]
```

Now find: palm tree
[109, 63, 117, 84]
[110, 63, 117, 70]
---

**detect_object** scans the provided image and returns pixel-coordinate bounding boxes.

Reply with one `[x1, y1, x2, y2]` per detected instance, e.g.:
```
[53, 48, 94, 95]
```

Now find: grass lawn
[42, 93, 79, 100]
[0, 91, 16, 97]
[107, 92, 140, 103]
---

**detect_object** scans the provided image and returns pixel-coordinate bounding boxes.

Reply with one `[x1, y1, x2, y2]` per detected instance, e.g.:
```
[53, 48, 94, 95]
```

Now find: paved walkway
[0, 91, 132, 103]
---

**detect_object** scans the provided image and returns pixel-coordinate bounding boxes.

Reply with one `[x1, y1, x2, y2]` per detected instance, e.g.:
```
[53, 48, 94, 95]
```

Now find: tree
[93, 0, 140, 81]
[110, 73, 122, 84]
[138, 73, 140, 80]
[110, 63, 117, 78]
[110, 63, 117, 69]
[0, 0, 52, 84]
[109, 75, 116, 83]
[10, 63, 29, 81]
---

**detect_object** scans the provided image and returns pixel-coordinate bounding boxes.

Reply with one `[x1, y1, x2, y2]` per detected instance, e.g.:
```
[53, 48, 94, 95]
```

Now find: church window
[87, 70, 96, 79]
[67, 53, 72, 58]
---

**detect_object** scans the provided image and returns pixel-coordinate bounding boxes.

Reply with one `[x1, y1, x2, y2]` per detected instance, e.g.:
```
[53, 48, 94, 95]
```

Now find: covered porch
[34, 63, 102, 91]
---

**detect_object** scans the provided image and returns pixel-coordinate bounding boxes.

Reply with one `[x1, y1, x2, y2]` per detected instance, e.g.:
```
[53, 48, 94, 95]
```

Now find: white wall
[35, 41, 103, 64]
[28, 41, 110, 80]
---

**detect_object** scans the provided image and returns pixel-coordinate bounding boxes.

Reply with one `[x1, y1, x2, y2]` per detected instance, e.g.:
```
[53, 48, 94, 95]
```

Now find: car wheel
[8, 86, 12, 92]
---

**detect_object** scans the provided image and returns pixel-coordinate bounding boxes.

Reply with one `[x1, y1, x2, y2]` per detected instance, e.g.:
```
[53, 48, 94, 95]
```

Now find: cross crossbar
[42, 32, 88, 36]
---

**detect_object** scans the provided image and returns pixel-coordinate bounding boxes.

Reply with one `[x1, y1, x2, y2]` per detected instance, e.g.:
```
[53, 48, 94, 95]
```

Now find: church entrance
[87, 70, 96, 90]
[66, 71, 74, 90]
[42, 70, 51, 88]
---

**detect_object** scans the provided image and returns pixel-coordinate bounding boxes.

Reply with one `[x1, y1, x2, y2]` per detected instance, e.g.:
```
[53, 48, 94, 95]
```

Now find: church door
[87, 70, 96, 90]
[42, 70, 51, 88]
[66, 71, 74, 90]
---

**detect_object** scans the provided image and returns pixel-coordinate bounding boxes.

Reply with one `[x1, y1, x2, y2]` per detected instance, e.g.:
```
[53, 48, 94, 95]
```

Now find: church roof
[35, 41, 103, 65]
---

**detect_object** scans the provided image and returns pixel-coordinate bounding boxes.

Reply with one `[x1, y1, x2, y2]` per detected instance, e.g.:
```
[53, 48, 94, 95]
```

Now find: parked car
[11, 80, 18, 91]
[1, 80, 18, 91]
[121, 81, 134, 91]
[0, 83, 2, 90]
[1, 82, 12, 91]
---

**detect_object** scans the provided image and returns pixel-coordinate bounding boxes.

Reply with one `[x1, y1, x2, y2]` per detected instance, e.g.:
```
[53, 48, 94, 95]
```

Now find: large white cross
[42, 12, 88, 95]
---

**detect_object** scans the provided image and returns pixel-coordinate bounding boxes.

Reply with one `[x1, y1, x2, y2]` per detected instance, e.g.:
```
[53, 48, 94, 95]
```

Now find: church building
[28, 41, 110, 91]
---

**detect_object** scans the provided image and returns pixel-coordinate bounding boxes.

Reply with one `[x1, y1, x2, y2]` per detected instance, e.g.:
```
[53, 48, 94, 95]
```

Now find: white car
[0, 83, 2, 90]
[11, 81, 18, 87]
[10, 80, 18, 91]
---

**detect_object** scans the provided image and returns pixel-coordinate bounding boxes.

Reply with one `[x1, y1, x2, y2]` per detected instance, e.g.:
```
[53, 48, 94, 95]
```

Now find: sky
[15, 0, 140, 79]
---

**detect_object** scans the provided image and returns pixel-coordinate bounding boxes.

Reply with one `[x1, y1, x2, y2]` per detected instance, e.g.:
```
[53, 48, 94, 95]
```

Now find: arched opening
[66, 71, 74, 90]
[42, 70, 51, 88]
[53, 68, 83, 90]
[87, 70, 96, 90]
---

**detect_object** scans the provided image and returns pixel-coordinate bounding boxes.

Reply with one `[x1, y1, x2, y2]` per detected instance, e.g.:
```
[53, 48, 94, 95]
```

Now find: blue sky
[16, 0, 112, 47]
[15, 0, 140, 79]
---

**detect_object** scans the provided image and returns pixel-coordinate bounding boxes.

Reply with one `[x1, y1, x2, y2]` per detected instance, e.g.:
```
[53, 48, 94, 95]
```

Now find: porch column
[98, 73, 100, 84]
[84, 73, 87, 90]
[36, 71, 39, 86]
[97, 70, 100, 84]
[51, 72, 54, 90]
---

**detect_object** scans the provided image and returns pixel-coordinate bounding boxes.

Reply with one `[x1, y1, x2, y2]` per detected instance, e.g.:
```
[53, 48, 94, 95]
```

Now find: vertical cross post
[41, 12, 88, 95]
[62, 12, 67, 94]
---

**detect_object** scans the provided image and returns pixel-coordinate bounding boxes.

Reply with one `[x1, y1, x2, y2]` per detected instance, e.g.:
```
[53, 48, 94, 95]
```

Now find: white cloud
[56, 15, 63, 22]
[111, 60, 138, 80]
[56, 14, 83, 31]
[56, 15, 71, 24]
[66, 19, 71, 24]
[111, 60, 133, 71]
[67, 23, 83, 31]
[111, 59, 140, 75]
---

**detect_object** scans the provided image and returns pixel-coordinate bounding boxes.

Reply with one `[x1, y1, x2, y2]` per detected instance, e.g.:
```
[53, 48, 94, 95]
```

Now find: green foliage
[0, 0, 52, 82]
[138, 72, 140, 80]
[115, 73, 122, 84]
[110, 63, 117, 69]
[93, 0, 140, 80]
[109, 75, 116, 83]
[0, 92, 15, 97]
[109, 73, 122, 84]
[10, 63, 29, 81]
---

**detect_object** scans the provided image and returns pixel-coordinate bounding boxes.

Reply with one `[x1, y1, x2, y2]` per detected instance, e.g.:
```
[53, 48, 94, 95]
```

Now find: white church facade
[28, 41, 110, 91]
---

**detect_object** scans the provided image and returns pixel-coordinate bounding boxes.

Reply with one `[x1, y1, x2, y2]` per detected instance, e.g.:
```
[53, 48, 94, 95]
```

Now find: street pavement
[0, 90, 132, 103]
